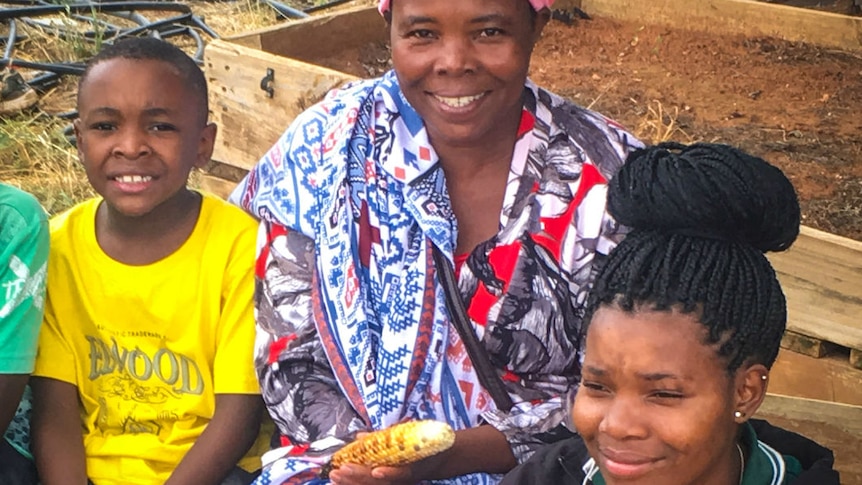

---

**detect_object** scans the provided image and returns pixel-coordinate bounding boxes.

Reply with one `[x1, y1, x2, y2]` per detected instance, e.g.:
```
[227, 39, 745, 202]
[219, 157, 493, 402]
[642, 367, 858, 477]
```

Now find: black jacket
[500, 419, 840, 485]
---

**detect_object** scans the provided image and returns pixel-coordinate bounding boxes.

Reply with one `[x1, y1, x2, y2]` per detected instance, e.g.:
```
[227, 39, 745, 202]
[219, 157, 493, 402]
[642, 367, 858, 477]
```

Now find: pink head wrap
[378, 0, 554, 15]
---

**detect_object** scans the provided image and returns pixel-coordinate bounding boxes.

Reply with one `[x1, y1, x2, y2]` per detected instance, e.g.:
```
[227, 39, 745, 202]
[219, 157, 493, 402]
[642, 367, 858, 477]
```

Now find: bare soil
[318, 16, 862, 242]
[531, 17, 862, 242]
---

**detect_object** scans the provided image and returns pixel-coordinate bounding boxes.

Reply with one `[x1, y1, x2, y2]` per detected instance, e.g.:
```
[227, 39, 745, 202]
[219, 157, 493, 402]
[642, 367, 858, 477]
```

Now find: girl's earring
[734, 411, 744, 419]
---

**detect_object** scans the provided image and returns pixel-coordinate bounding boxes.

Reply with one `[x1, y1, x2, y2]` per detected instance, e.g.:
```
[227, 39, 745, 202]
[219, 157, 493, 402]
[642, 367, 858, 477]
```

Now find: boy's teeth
[434, 93, 485, 108]
[116, 175, 153, 184]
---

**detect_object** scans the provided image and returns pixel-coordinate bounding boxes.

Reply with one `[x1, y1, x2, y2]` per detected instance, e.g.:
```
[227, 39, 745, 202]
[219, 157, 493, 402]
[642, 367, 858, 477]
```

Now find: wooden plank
[851, 348, 862, 370]
[758, 394, 862, 436]
[204, 160, 249, 183]
[198, 174, 238, 200]
[228, 6, 387, 63]
[769, 348, 862, 406]
[767, 226, 862, 352]
[205, 39, 359, 170]
[780, 330, 838, 358]
[756, 394, 862, 485]
[568, 0, 862, 52]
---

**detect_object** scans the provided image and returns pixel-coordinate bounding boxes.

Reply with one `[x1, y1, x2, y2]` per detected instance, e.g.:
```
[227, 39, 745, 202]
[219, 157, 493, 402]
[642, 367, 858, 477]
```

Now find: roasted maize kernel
[330, 420, 456, 470]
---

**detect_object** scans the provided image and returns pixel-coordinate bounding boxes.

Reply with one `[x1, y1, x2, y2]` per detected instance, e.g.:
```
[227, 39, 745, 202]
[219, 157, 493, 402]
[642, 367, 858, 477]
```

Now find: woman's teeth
[434, 93, 485, 108]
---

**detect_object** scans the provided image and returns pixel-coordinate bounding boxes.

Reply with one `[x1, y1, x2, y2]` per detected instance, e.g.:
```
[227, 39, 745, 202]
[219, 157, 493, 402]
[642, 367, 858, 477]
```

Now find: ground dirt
[320, 15, 862, 242]
[531, 17, 862, 242]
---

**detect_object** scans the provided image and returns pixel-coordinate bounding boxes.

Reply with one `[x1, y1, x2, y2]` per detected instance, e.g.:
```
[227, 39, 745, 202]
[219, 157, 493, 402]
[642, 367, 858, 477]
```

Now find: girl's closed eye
[478, 27, 505, 38]
[581, 380, 611, 395]
[649, 389, 685, 402]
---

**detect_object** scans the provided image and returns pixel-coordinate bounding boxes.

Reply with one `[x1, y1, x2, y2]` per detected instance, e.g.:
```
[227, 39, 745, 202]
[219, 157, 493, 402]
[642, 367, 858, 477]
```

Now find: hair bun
[608, 142, 800, 252]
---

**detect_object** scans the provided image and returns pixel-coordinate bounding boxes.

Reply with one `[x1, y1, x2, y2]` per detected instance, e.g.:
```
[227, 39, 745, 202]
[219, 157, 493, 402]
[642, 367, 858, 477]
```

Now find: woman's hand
[328, 424, 516, 483]
[329, 463, 416, 485]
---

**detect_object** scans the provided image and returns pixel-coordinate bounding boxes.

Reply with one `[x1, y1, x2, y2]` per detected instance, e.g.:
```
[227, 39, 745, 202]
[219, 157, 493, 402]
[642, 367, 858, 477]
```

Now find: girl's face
[389, 0, 547, 150]
[573, 306, 752, 485]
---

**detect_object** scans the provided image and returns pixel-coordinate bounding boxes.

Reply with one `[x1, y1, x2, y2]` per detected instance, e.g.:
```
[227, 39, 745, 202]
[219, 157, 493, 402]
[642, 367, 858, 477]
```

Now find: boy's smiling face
[75, 58, 215, 218]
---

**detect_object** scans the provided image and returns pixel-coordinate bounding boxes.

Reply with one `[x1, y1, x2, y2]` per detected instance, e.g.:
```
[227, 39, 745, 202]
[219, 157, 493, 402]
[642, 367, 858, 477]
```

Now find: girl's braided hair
[585, 142, 800, 372]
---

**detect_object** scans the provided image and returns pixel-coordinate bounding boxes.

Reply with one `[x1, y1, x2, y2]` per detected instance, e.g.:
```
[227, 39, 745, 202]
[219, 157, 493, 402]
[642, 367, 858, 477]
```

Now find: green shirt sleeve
[0, 184, 49, 374]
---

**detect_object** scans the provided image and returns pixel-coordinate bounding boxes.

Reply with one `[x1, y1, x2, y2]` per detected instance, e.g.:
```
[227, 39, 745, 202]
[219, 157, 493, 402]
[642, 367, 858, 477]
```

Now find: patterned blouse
[231, 70, 641, 484]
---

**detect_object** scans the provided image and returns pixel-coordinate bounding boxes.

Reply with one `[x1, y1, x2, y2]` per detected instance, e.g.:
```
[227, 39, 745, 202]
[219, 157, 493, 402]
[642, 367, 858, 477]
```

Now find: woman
[231, 0, 640, 483]
[500, 143, 840, 485]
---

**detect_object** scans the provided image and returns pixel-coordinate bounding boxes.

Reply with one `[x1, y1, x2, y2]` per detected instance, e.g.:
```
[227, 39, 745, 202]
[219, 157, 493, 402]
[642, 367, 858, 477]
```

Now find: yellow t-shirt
[34, 193, 268, 484]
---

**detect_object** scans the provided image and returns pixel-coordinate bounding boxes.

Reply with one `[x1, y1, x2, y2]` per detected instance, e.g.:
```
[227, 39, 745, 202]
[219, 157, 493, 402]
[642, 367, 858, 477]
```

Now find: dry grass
[0, 113, 94, 215]
[190, 0, 280, 37]
[1, 13, 109, 215]
[633, 100, 693, 145]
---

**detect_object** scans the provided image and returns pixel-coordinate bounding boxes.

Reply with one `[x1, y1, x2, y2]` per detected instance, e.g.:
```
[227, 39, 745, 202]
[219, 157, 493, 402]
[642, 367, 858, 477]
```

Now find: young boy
[30, 38, 267, 485]
[1, 183, 48, 485]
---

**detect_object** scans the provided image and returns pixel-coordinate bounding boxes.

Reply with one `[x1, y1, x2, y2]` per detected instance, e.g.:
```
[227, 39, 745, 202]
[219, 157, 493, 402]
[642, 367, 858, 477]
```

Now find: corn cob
[329, 420, 455, 470]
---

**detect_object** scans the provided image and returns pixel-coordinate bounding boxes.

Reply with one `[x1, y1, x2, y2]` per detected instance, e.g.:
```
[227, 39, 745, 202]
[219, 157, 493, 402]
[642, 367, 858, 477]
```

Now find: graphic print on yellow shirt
[85, 331, 205, 436]
[34, 194, 268, 484]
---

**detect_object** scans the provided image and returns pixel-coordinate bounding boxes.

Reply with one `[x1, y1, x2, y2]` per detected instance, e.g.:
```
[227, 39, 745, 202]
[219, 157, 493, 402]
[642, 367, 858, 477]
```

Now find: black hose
[302, 0, 356, 14]
[0, 3, 193, 21]
[21, 17, 121, 40]
[116, 12, 192, 38]
[25, 71, 62, 92]
[184, 26, 205, 61]
[261, 0, 308, 19]
[107, 9, 153, 28]
[2, 59, 86, 75]
[2, 19, 16, 61]
[190, 15, 219, 39]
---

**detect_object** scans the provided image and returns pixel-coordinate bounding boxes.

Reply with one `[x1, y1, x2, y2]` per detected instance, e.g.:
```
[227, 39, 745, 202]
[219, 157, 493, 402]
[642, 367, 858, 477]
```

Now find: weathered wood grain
[256, 6, 387, 63]
[222, 6, 387, 60]
[205, 40, 358, 170]
[768, 226, 862, 353]
[851, 348, 862, 370]
[199, 174, 238, 200]
[780, 330, 839, 358]
[769, 349, 862, 406]
[757, 394, 862, 484]
[203, 160, 248, 183]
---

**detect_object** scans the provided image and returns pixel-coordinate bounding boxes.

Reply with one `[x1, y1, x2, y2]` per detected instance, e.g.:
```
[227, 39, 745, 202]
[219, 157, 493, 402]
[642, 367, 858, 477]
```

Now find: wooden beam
[768, 226, 862, 352]
[198, 174, 238, 200]
[567, 0, 862, 52]
[205, 39, 358, 170]
[769, 348, 862, 406]
[226, 6, 387, 62]
[851, 348, 862, 370]
[758, 394, 862, 431]
[204, 160, 249, 183]
[780, 330, 838, 358]
[756, 395, 862, 484]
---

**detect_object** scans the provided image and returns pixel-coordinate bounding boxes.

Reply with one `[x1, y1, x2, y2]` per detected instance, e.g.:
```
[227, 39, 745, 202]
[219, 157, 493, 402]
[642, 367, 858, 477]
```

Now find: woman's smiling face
[573, 306, 743, 485]
[389, 0, 546, 149]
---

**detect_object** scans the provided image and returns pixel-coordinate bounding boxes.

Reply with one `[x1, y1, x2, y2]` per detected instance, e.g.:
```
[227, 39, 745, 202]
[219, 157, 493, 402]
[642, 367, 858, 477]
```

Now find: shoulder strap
[432, 245, 514, 412]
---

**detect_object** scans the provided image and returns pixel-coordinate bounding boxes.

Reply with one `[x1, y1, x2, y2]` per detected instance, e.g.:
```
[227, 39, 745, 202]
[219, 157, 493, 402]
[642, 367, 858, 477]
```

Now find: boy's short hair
[78, 37, 209, 123]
